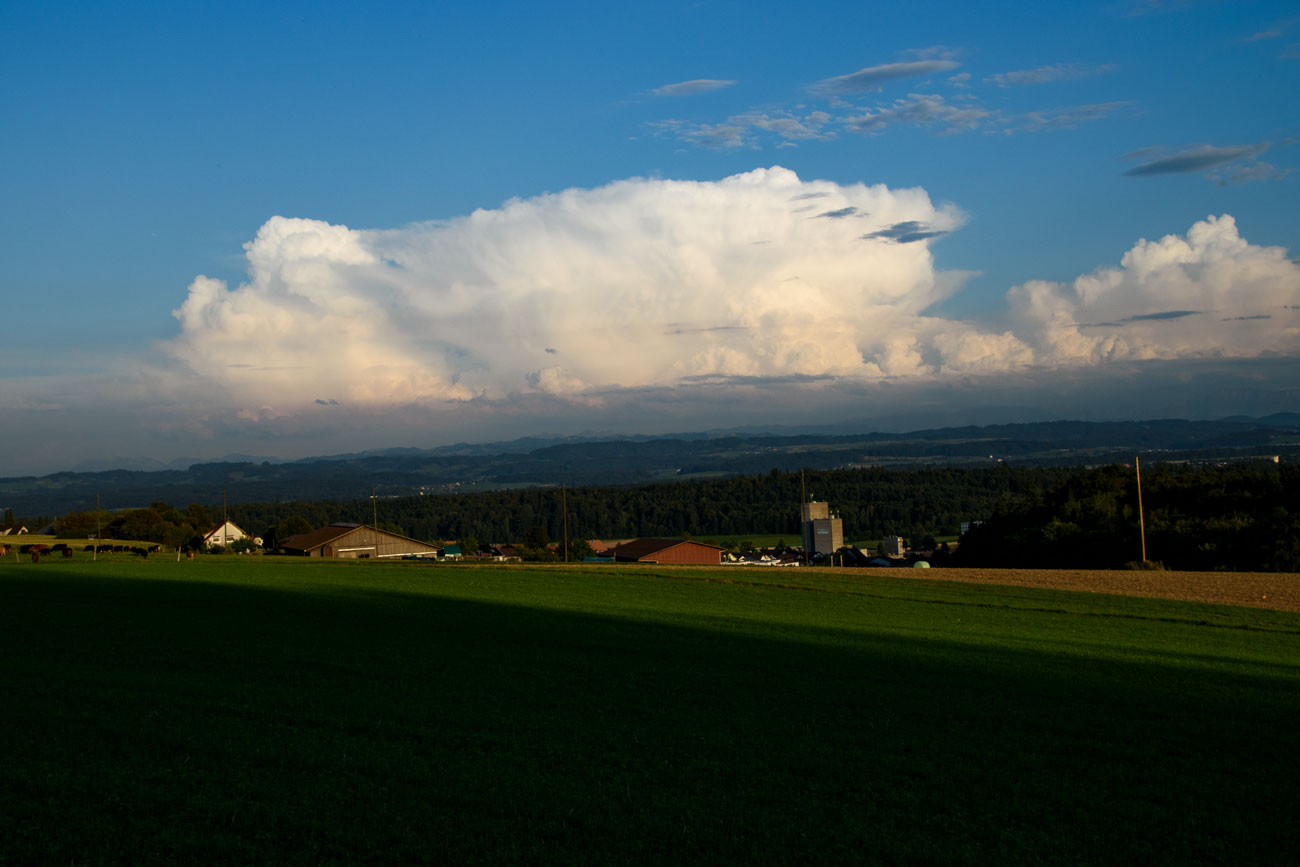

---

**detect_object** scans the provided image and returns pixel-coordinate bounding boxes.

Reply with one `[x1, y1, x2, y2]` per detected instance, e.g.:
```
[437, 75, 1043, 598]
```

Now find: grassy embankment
[2, 557, 1297, 863]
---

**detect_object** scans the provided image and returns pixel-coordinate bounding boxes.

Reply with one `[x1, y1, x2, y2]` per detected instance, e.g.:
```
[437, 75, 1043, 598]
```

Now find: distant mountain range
[5, 415, 1299, 517]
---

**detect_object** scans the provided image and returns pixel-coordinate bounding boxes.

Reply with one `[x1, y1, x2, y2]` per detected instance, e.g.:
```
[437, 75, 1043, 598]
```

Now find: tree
[162, 522, 197, 551]
[276, 515, 314, 541]
[523, 525, 549, 549]
[459, 536, 479, 558]
[565, 538, 595, 561]
[54, 510, 106, 538]
[119, 509, 165, 543]
[185, 503, 214, 530]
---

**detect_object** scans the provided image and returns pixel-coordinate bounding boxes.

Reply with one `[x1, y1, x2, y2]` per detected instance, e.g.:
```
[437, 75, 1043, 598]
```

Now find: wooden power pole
[1135, 456, 1147, 564]
[801, 468, 809, 566]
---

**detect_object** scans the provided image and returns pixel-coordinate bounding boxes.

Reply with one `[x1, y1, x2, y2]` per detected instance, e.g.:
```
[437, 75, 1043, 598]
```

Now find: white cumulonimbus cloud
[1008, 214, 1300, 365]
[166, 168, 1299, 418]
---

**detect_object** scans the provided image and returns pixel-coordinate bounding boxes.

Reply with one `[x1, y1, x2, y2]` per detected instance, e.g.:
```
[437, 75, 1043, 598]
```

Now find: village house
[202, 520, 255, 549]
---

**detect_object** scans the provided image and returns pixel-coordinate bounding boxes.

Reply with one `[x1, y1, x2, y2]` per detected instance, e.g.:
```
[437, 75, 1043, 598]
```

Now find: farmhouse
[606, 538, 724, 565]
[202, 520, 253, 549]
[279, 523, 442, 559]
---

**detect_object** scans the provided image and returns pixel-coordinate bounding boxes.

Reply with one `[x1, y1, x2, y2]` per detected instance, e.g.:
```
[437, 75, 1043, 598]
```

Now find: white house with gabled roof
[203, 520, 253, 549]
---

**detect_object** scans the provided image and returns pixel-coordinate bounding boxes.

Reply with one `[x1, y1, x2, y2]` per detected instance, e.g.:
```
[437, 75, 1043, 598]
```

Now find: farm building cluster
[7, 497, 941, 566]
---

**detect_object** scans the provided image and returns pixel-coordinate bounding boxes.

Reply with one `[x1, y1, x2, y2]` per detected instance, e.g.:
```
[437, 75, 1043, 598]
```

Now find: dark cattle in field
[130, 547, 148, 558]
[148, 545, 162, 553]
[83, 544, 95, 552]
[62, 547, 73, 558]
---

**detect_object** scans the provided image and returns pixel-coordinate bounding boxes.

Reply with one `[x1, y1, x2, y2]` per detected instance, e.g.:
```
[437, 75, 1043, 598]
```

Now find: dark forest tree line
[955, 461, 1299, 572]
[42, 461, 1298, 571]
[224, 465, 1065, 550]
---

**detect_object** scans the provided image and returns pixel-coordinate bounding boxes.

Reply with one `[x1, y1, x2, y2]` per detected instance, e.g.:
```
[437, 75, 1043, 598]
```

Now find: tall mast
[1136, 457, 1147, 564]
[801, 468, 808, 566]
[562, 483, 569, 564]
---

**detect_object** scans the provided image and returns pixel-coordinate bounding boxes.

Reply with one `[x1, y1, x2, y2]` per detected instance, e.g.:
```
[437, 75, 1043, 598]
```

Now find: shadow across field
[1, 566, 1297, 864]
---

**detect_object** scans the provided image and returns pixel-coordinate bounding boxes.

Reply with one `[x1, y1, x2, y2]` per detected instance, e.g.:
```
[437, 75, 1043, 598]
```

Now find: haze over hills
[3, 416, 1298, 518]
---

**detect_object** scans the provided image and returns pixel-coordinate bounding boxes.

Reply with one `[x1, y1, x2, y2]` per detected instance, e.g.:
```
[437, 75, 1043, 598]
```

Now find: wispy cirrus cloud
[1119, 0, 1198, 18]
[648, 110, 832, 149]
[652, 79, 738, 97]
[647, 119, 749, 149]
[1006, 101, 1133, 133]
[1123, 143, 1270, 177]
[1207, 161, 1292, 186]
[985, 63, 1114, 87]
[809, 59, 960, 96]
[1240, 17, 1297, 42]
[653, 92, 1129, 147]
[845, 93, 989, 135]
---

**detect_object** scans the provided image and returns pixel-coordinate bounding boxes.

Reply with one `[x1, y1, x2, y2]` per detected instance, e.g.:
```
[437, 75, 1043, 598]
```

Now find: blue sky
[2, 0, 1298, 474]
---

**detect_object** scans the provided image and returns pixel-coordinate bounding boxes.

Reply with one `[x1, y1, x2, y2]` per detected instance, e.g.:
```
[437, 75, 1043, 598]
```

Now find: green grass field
[2, 557, 1297, 863]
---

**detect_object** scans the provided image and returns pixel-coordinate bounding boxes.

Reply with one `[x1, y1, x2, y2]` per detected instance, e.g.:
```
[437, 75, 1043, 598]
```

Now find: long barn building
[280, 523, 442, 559]
[606, 538, 724, 565]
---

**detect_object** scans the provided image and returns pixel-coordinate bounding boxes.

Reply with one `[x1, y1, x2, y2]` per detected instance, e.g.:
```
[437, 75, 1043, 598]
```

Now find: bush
[229, 538, 259, 554]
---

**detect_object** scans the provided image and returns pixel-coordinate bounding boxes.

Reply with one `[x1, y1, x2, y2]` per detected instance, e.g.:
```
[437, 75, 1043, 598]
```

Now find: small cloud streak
[809, 60, 960, 95]
[845, 93, 989, 135]
[652, 79, 737, 97]
[1006, 101, 1132, 133]
[1123, 310, 1201, 321]
[1208, 161, 1292, 186]
[649, 110, 832, 149]
[1124, 143, 1268, 176]
[863, 221, 948, 243]
[985, 63, 1114, 87]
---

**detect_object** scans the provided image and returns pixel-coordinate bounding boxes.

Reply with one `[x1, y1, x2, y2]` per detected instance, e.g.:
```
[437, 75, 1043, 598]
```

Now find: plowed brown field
[911, 567, 1300, 612]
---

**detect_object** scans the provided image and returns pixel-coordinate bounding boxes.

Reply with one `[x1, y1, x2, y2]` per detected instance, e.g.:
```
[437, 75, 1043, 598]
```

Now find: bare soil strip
[909, 567, 1300, 613]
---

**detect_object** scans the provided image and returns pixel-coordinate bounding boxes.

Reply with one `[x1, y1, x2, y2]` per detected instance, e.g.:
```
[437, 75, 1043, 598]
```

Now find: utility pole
[372, 486, 379, 558]
[801, 468, 809, 567]
[94, 494, 100, 562]
[562, 483, 569, 564]
[223, 488, 228, 547]
[1136, 456, 1147, 564]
